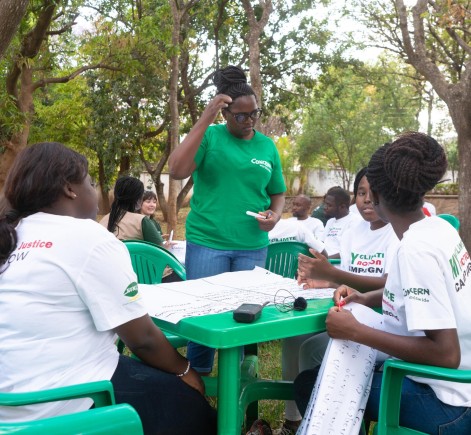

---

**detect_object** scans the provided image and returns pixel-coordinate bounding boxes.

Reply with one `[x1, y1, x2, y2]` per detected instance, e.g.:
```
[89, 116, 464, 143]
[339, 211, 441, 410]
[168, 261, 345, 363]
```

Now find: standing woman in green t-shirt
[169, 65, 286, 374]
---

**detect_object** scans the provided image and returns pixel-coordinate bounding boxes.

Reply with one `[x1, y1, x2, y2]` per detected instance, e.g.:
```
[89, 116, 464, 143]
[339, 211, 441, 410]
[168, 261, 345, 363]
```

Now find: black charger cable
[274, 289, 307, 313]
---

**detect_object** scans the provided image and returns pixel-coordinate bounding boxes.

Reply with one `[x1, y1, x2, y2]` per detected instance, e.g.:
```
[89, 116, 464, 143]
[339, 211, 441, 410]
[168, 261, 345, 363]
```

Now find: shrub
[433, 182, 458, 195]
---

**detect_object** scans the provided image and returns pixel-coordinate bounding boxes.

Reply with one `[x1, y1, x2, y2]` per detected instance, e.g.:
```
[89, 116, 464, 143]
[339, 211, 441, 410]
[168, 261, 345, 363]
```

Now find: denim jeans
[185, 241, 268, 373]
[111, 355, 217, 435]
[294, 366, 471, 435]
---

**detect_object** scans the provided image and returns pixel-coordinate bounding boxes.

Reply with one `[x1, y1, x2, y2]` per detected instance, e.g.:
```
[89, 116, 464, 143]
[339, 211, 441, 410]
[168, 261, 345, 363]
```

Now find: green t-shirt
[187, 124, 286, 250]
[142, 217, 164, 245]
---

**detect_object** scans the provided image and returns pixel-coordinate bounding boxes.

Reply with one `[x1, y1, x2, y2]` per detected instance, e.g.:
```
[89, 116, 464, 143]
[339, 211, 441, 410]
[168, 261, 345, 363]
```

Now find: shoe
[272, 420, 300, 435]
[272, 427, 295, 435]
[246, 419, 273, 435]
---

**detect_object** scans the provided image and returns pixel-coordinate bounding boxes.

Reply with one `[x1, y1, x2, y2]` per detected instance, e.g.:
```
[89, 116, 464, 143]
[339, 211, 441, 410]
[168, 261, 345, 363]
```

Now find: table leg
[217, 346, 242, 435]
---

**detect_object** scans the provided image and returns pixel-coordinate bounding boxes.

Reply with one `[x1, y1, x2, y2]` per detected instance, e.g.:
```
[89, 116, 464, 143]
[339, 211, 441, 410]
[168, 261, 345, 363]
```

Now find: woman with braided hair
[294, 132, 471, 434]
[99, 176, 167, 247]
[0, 142, 217, 434]
[169, 65, 286, 374]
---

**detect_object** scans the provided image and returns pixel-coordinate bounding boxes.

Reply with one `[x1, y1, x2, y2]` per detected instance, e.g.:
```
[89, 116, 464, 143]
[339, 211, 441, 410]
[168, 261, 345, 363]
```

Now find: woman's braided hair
[367, 132, 447, 212]
[107, 176, 144, 233]
[213, 65, 256, 101]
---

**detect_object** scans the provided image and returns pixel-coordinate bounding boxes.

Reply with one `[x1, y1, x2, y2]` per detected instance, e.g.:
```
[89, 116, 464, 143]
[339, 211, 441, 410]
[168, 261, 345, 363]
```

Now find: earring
[72, 193, 77, 199]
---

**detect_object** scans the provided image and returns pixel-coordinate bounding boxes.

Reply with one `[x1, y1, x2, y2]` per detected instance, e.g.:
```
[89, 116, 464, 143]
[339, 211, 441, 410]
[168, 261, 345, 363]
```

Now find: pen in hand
[246, 211, 267, 219]
[337, 299, 346, 311]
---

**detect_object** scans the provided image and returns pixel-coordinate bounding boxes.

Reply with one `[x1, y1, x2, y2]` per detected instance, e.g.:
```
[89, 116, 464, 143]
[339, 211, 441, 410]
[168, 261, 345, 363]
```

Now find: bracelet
[176, 359, 191, 377]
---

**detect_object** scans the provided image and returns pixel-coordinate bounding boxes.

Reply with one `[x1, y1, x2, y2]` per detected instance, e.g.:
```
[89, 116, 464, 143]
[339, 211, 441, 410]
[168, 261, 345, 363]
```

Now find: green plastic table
[153, 298, 332, 435]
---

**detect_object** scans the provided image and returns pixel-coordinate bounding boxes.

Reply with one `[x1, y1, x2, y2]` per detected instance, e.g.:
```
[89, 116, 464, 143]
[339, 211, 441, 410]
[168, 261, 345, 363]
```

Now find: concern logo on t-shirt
[124, 282, 139, 298]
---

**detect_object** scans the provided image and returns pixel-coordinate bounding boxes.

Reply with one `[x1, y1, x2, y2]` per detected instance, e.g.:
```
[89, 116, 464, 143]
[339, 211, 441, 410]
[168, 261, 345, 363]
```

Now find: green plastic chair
[0, 381, 143, 434]
[438, 213, 460, 230]
[265, 241, 313, 279]
[374, 359, 471, 435]
[121, 239, 187, 349]
[123, 239, 186, 283]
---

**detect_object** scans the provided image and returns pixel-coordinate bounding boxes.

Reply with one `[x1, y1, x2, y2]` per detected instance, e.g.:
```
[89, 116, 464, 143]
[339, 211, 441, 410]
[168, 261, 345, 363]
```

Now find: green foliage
[296, 59, 421, 187]
[433, 182, 458, 195]
[444, 140, 459, 176]
[275, 136, 297, 194]
[0, 92, 26, 144]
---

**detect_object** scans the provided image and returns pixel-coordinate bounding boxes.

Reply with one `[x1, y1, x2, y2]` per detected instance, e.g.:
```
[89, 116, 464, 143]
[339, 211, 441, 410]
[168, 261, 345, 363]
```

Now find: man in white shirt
[288, 194, 324, 240]
[269, 218, 327, 256]
[322, 186, 361, 258]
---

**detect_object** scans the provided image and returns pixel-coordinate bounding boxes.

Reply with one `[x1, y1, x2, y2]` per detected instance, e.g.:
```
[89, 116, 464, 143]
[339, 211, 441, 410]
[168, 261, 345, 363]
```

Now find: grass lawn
[159, 207, 289, 429]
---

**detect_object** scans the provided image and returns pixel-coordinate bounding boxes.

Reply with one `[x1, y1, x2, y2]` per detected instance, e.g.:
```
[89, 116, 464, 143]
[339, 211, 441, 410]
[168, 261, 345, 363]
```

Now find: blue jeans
[294, 367, 471, 435]
[111, 355, 217, 434]
[185, 241, 268, 373]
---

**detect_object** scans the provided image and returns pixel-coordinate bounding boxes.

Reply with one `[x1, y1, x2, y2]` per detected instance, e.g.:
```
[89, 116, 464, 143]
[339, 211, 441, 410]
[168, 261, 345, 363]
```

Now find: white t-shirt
[340, 220, 399, 277]
[323, 213, 361, 256]
[0, 213, 147, 421]
[349, 203, 359, 215]
[269, 219, 325, 252]
[423, 201, 437, 216]
[287, 216, 324, 241]
[382, 216, 471, 407]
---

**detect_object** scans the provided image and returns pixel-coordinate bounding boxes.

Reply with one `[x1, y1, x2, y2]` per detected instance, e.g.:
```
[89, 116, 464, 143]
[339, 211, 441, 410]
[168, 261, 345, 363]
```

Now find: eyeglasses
[224, 108, 263, 124]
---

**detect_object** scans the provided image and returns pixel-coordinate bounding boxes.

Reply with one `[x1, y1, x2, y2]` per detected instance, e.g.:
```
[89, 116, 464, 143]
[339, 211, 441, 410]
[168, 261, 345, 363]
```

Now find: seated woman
[295, 167, 400, 372]
[0, 142, 216, 434]
[298, 166, 399, 293]
[100, 176, 168, 247]
[294, 132, 471, 434]
[276, 168, 399, 434]
[138, 190, 182, 283]
[139, 190, 165, 235]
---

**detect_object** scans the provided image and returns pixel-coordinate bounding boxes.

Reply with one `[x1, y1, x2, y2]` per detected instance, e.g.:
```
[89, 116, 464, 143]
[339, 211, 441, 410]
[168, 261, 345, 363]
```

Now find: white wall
[140, 169, 455, 199]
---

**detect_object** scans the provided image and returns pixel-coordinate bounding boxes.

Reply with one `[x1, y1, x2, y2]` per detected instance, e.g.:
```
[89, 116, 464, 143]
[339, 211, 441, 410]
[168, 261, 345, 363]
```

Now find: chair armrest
[0, 404, 143, 435]
[383, 359, 471, 383]
[376, 359, 471, 435]
[0, 380, 115, 408]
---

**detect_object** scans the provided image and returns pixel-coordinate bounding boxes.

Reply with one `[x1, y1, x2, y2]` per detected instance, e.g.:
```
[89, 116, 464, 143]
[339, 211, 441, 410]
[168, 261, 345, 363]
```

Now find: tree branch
[446, 26, 471, 56]
[47, 13, 79, 36]
[32, 63, 120, 91]
[395, 0, 451, 102]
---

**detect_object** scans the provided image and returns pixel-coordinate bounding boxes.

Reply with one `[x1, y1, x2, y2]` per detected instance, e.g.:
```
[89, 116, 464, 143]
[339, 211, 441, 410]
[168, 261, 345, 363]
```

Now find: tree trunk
[0, 64, 35, 187]
[449, 100, 471, 247]
[457, 132, 471, 245]
[97, 159, 110, 214]
[392, 0, 471, 248]
[0, 0, 29, 59]
[167, 0, 182, 236]
[241, 0, 273, 130]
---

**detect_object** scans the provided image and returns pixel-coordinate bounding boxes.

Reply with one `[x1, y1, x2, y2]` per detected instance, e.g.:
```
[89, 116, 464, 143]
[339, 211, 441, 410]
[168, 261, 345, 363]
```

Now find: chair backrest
[123, 240, 186, 283]
[438, 213, 460, 230]
[0, 404, 143, 435]
[265, 241, 313, 279]
[375, 359, 471, 435]
[0, 380, 115, 408]
[0, 381, 143, 434]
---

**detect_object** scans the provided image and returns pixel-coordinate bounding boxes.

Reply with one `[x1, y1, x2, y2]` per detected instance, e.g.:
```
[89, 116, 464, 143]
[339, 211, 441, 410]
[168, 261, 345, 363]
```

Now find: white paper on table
[169, 240, 186, 265]
[138, 267, 335, 323]
[297, 302, 383, 435]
